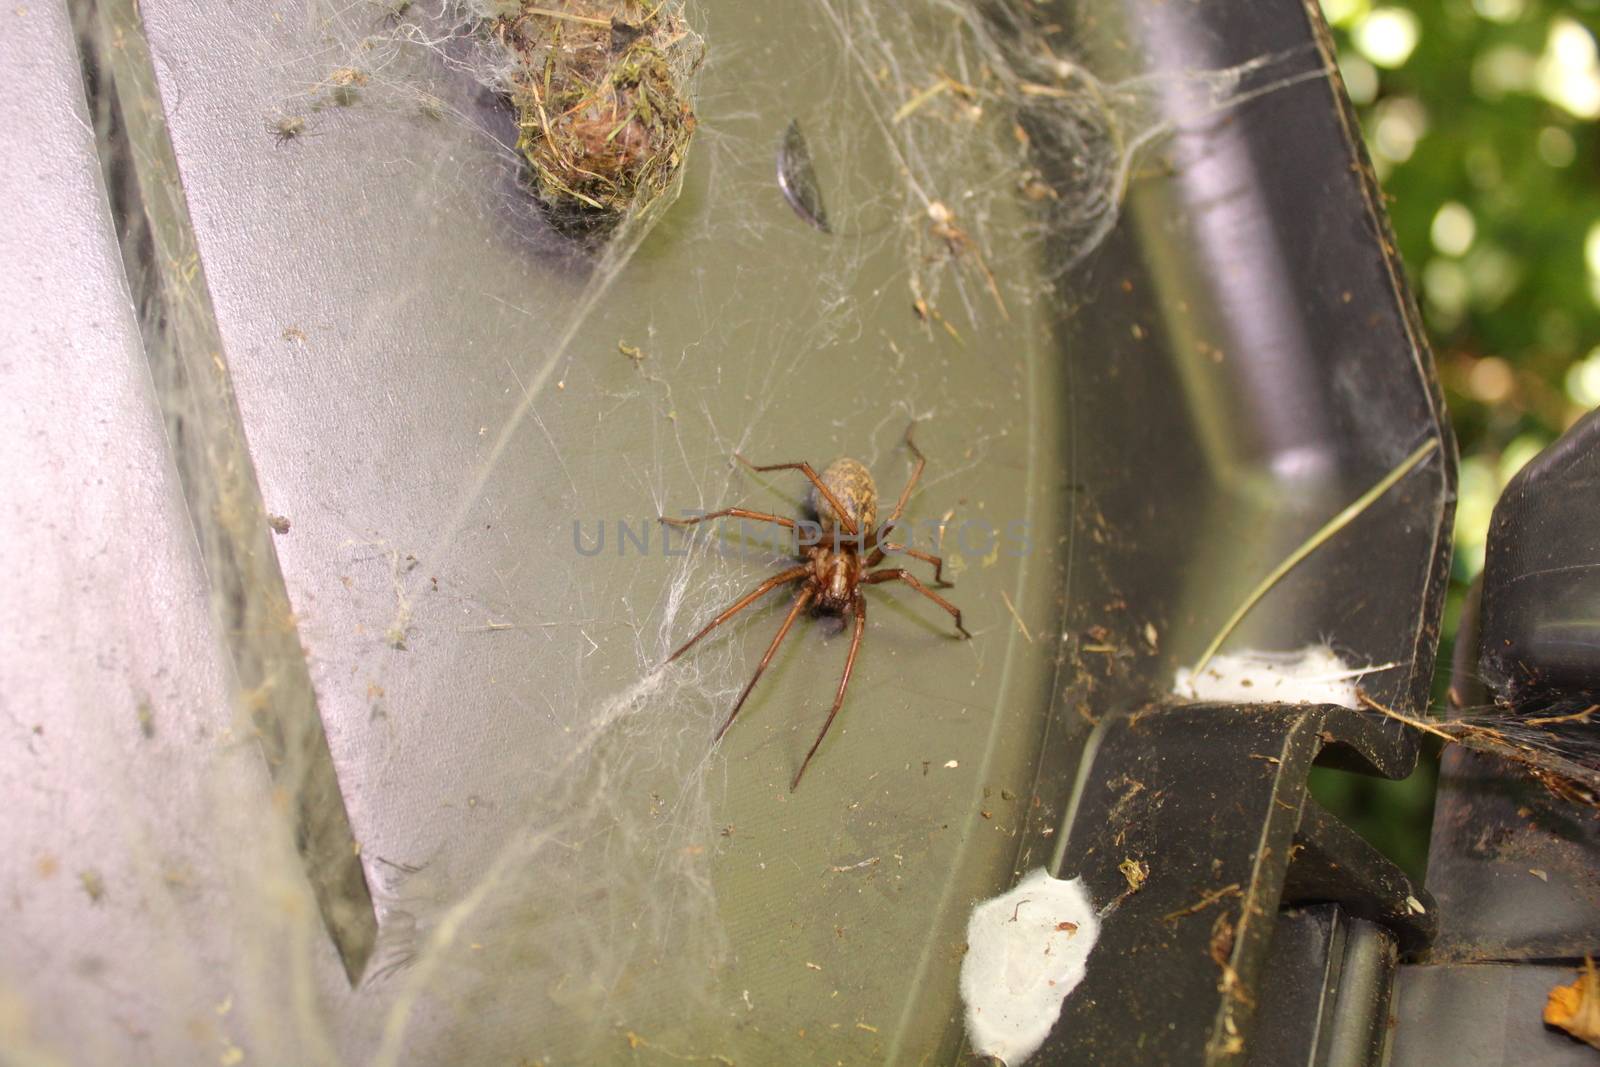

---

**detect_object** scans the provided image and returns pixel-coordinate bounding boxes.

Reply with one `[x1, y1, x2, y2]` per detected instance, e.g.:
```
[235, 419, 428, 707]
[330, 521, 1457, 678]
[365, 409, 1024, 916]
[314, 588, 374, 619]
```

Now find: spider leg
[666, 566, 807, 665]
[715, 587, 815, 744]
[866, 542, 950, 585]
[865, 568, 971, 638]
[792, 592, 867, 791]
[659, 508, 797, 530]
[733, 455, 859, 537]
[874, 422, 926, 541]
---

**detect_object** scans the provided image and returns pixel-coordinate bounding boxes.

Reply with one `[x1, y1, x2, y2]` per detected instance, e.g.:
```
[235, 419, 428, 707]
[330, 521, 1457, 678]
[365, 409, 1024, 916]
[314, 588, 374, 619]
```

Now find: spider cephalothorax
[660, 425, 970, 789]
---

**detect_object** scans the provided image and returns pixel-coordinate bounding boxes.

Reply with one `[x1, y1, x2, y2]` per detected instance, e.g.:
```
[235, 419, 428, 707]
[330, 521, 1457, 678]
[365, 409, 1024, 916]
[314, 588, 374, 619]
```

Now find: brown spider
[267, 115, 306, 145]
[660, 425, 970, 790]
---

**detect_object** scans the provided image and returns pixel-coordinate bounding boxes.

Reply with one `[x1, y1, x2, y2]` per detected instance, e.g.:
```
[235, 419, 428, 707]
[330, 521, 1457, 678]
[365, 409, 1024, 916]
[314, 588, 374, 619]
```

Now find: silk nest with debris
[489, 0, 699, 238]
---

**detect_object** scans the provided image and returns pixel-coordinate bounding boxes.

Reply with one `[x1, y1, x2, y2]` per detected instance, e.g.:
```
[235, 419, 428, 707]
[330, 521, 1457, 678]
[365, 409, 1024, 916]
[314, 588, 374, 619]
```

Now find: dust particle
[79, 869, 106, 904]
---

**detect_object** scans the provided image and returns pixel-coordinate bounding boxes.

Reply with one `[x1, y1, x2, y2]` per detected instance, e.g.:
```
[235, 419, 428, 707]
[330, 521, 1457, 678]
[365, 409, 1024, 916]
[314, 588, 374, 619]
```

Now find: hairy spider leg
[792, 592, 867, 791]
[733, 456, 860, 537]
[865, 568, 971, 638]
[874, 423, 926, 545]
[715, 587, 815, 744]
[665, 566, 808, 665]
[862, 426, 949, 581]
[659, 508, 797, 530]
[866, 542, 950, 585]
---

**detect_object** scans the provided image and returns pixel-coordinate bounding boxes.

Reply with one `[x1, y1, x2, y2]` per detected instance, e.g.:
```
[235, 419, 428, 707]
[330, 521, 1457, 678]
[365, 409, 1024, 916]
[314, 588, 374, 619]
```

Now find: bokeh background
[1308, 0, 1599, 875]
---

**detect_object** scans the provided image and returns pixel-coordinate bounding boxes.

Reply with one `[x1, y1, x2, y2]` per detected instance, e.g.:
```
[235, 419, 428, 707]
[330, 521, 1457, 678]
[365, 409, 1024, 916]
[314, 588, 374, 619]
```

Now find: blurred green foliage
[1310, 0, 1598, 878]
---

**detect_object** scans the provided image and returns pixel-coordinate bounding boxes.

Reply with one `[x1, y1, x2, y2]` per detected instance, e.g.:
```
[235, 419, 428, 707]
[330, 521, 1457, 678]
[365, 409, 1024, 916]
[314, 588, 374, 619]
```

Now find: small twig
[1000, 590, 1034, 643]
[967, 246, 1008, 321]
[621, 1029, 735, 1065]
[1191, 438, 1439, 677]
[1358, 692, 1600, 805]
[1018, 81, 1070, 99]
[896, 79, 953, 123]
[1162, 883, 1242, 923]
[1356, 691, 1455, 743]
[1527, 703, 1598, 727]
[525, 5, 609, 28]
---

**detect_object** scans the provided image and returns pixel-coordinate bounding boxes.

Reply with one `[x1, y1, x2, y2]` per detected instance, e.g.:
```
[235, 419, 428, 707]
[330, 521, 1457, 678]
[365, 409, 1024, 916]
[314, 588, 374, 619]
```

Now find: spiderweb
[37, 1, 1334, 1064]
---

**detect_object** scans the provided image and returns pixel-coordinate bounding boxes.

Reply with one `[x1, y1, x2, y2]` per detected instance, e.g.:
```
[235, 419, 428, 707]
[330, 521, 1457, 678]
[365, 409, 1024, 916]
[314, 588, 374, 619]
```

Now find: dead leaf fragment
[79, 869, 106, 904]
[1118, 857, 1149, 892]
[1545, 957, 1600, 1049]
[1209, 912, 1236, 968]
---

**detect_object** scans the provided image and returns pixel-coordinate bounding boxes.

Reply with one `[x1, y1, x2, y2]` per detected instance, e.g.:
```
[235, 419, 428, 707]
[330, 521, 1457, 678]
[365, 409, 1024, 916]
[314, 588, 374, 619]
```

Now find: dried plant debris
[1360, 694, 1600, 810]
[1545, 957, 1600, 1050]
[490, 1, 700, 238]
[1118, 857, 1149, 892]
[777, 119, 830, 233]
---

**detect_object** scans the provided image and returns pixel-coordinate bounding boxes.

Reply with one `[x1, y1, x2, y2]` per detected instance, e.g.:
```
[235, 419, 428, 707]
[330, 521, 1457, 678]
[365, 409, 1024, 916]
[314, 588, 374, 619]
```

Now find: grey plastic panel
[1390, 964, 1596, 1067]
[43, 0, 1075, 1062]
[0, 5, 277, 1063]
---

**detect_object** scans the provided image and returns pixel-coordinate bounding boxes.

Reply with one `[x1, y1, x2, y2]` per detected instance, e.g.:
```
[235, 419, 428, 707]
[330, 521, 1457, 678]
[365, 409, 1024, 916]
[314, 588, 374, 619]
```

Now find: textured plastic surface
[1426, 412, 1600, 966]
[0, 6, 267, 1061]
[1481, 407, 1600, 703]
[1391, 964, 1597, 1067]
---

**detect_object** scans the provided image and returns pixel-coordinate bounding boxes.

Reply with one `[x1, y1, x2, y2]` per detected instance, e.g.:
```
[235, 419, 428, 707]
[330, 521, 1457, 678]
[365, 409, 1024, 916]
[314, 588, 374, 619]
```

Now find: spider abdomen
[809, 457, 878, 535]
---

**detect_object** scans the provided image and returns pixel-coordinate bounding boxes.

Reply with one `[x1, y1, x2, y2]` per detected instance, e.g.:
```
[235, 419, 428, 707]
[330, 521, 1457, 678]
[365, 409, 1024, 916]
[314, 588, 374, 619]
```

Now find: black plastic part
[1011, 0, 1458, 905]
[1025, 0, 1456, 723]
[1480, 407, 1600, 703]
[1424, 740, 1600, 962]
[1424, 411, 1600, 964]
[1039, 704, 1434, 1066]
[1004, 0, 1455, 1061]
[1250, 905, 1397, 1067]
[1284, 805, 1433, 956]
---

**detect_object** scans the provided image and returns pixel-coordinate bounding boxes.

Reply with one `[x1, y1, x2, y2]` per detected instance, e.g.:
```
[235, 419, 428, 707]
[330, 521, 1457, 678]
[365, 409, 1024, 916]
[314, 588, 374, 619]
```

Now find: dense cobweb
[67, 0, 1336, 1064]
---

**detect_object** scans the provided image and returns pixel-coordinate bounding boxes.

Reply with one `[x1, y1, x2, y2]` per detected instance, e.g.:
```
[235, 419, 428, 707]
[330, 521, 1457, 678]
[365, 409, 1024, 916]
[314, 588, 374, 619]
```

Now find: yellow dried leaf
[1544, 957, 1600, 1050]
